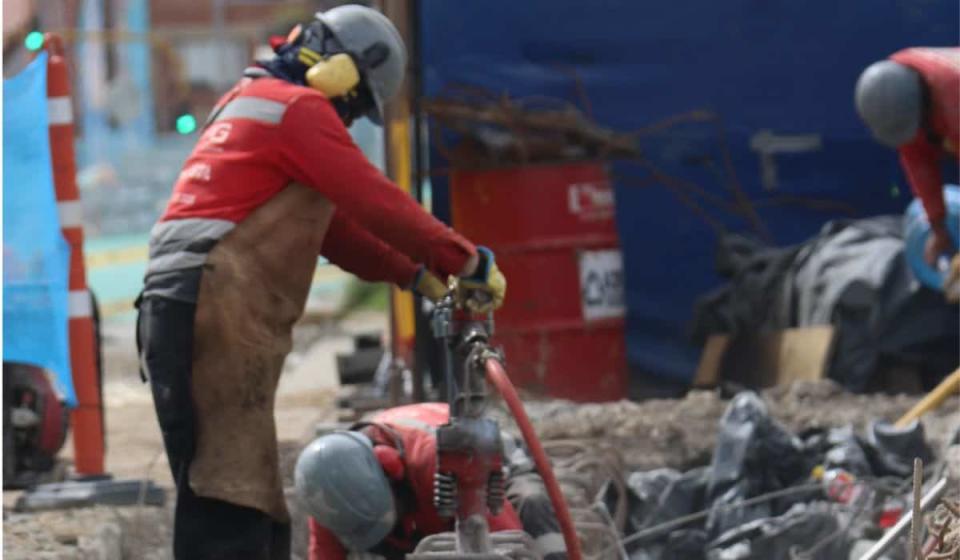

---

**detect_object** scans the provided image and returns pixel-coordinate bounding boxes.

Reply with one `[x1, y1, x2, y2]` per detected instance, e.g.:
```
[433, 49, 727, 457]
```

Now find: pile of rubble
[507, 380, 959, 560]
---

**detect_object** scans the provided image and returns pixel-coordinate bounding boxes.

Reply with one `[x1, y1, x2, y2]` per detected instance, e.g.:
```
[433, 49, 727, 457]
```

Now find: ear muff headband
[298, 47, 323, 66]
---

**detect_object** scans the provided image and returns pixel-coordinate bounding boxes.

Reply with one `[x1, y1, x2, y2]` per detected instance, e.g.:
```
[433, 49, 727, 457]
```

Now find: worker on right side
[854, 47, 959, 300]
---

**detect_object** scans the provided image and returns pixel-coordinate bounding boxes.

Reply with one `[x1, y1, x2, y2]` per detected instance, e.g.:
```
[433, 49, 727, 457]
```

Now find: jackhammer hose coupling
[470, 346, 504, 374]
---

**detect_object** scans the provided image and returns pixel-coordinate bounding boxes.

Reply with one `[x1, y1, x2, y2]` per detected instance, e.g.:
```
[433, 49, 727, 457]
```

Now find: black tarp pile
[614, 392, 937, 560]
[692, 216, 959, 391]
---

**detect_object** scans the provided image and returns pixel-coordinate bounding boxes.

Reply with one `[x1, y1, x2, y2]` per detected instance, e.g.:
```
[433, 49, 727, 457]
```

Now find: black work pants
[136, 296, 290, 560]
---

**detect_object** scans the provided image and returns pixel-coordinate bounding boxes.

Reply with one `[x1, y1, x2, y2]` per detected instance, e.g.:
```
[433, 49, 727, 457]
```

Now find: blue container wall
[420, 0, 959, 383]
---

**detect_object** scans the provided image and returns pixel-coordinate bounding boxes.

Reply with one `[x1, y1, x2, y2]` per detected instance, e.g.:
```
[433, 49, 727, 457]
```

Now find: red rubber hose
[485, 358, 583, 560]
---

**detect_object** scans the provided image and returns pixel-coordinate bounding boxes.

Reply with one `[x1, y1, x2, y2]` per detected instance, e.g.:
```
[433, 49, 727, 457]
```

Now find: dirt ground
[3, 312, 387, 560]
[3, 313, 958, 559]
[501, 379, 959, 472]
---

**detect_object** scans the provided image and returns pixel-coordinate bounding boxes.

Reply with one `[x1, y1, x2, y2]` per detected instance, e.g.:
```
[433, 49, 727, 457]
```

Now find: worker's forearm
[280, 97, 477, 277]
[322, 212, 419, 287]
[930, 219, 950, 240]
[351, 179, 477, 276]
[899, 138, 947, 226]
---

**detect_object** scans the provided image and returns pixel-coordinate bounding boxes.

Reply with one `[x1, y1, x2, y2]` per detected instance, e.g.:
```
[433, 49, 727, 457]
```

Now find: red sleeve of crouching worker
[322, 212, 420, 287]
[308, 517, 348, 560]
[899, 132, 947, 226]
[279, 94, 476, 277]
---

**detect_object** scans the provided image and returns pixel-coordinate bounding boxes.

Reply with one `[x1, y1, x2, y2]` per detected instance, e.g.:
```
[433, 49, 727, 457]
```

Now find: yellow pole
[388, 115, 417, 349]
[380, 1, 418, 378]
[895, 368, 960, 428]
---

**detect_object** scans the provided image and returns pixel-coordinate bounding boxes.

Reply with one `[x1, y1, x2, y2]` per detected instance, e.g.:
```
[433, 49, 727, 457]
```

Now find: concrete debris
[498, 389, 726, 471]
[490, 380, 959, 560]
[3, 505, 170, 560]
[924, 498, 959, 559]
[494, 380, 958, 473]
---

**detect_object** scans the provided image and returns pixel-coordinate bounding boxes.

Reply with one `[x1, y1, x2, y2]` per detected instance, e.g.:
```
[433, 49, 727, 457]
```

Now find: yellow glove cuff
[414, 268, 449, 302]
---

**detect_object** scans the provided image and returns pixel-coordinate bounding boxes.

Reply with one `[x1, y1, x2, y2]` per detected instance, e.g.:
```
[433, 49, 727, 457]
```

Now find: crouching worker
[295, 403, 567, 559]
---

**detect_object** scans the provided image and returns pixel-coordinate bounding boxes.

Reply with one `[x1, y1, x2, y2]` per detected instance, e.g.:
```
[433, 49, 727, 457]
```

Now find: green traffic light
[176, 114, 197, 135]
[25, 31, 44, 51]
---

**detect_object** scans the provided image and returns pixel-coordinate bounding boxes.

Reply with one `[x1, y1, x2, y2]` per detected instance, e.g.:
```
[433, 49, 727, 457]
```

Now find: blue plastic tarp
[3, 52, 76, 406]
[420, 0, 960, 384]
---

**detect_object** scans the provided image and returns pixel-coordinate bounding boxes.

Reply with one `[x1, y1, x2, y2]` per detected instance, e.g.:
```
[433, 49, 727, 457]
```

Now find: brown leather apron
[188, 183, 334, 521]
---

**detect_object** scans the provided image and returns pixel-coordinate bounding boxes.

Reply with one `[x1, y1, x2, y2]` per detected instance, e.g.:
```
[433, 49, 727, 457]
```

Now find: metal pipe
[859, 477, 948, 560]
[619, 482, 824, 547]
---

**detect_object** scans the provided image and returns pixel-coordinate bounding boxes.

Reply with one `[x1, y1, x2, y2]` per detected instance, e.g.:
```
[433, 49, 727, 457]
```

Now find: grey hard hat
[294, 432, 396, 551]
[316, 5, 407, 124]
[854, 60, 924, 148]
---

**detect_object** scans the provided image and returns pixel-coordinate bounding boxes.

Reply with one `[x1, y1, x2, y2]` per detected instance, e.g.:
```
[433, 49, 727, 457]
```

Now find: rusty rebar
[912, 459, 924, 559]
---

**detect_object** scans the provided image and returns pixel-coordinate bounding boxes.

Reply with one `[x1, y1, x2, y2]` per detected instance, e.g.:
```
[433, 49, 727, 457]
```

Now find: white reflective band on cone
[58, 200, 83, 228]
[69, 290, 92, 318]
[48, 96, 73, 126]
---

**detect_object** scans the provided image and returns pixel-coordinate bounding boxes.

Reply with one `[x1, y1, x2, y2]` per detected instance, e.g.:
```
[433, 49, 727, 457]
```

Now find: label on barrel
[568, 181, 615, 222]
[579, 249, 625, 321]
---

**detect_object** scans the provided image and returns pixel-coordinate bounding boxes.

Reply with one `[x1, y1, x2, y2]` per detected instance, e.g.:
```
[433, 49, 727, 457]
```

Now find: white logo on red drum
[568, 181, 615, 221]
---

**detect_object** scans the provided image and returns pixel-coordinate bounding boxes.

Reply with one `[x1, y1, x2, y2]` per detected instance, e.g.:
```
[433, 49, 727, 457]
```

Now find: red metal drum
[451, 162, 627, 401]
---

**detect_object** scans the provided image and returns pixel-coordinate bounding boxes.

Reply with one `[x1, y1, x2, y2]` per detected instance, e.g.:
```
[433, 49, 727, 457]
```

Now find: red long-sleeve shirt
[308, 403, 523, 559]
[891, 48, 960, 227]
[149, 70, 474, 297]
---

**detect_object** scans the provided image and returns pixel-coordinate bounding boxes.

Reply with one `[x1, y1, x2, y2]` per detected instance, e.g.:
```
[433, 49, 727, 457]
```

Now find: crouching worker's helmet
[294, 432, 396, 551]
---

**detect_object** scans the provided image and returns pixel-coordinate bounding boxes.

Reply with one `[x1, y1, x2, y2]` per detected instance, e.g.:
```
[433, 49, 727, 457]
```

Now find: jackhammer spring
[487, 468, 506, 515]
[434, 472, 458, 517]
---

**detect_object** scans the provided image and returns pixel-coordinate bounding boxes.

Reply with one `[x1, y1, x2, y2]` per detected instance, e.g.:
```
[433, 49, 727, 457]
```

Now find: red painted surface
[25, 366, 69, 457]
[451, 162, 627, 401]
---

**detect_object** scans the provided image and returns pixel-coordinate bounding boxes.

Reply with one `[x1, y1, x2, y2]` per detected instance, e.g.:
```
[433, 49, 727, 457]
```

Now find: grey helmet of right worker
[855, 60, 924, 148]
[294, 432, 396, 551]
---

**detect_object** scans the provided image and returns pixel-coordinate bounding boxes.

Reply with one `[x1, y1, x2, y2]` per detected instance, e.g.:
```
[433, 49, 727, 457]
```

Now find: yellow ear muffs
[305, 53, 361, 99]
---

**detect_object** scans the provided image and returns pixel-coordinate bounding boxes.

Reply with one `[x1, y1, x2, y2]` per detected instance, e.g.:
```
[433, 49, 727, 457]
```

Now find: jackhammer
[406, 292, 582, 560]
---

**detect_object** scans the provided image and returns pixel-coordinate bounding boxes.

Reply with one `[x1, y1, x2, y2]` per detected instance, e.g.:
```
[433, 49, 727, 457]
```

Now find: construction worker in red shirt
[855, 48, 959, 276]
[295, 403, 567, 560]
[135, 6, 505, 559]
